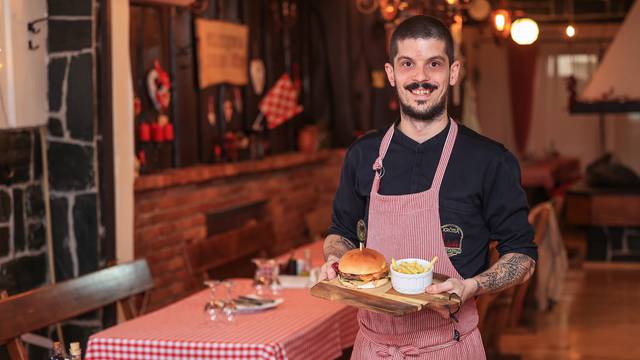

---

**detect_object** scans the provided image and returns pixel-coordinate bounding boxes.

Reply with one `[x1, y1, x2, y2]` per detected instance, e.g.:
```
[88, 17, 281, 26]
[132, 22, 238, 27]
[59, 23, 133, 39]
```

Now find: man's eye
[430, 61, 441, 68]
[401, 61, 412, 67]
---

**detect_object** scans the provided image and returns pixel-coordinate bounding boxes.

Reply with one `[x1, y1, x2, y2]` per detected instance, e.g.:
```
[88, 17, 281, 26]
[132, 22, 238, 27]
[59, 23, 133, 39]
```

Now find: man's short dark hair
[389, 15, 454, 65]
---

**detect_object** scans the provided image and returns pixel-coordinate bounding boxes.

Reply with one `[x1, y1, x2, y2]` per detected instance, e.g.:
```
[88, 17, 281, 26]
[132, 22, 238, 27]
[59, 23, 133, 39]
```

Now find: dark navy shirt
[328, 120, 537, 279]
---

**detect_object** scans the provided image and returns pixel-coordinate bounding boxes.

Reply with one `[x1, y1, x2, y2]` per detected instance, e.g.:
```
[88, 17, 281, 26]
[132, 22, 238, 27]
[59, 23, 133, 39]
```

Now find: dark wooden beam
[569, 100, 640, 114]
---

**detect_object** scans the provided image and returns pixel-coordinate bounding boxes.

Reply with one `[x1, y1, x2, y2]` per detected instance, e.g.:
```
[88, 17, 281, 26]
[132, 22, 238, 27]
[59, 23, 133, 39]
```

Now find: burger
[333, 248, 390, 289]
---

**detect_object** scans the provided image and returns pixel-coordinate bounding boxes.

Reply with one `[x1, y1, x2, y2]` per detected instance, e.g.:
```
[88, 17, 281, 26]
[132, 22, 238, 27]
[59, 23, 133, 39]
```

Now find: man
[319, 15, 537, 359]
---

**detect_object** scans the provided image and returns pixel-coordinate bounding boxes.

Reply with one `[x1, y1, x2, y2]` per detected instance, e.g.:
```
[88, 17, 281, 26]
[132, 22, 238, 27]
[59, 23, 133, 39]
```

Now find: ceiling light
[565, 24, 576, 38]
[510, 18, 539, 45]
[491, 9, 511, 38]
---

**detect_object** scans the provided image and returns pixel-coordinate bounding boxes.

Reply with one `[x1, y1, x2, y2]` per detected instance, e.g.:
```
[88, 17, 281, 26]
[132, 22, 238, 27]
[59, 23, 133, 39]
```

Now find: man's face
[384, 38, 460, 122]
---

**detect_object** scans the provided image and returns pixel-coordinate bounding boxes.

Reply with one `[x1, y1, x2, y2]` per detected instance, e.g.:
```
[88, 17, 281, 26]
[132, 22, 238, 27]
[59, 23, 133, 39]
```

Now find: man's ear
[449, 60, 461, 86]
[384, 63, 395, 87]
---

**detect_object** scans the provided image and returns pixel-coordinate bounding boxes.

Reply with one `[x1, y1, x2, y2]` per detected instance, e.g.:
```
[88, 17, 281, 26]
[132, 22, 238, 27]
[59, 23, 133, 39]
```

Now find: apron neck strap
[431, 119, 458, 191]
[372, 119, 459, 191]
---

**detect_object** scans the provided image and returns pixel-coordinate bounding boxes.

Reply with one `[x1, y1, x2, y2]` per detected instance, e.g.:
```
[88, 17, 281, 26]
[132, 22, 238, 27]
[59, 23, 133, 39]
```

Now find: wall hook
[28, 40, 39, 51]
[27, 17, 48, 34]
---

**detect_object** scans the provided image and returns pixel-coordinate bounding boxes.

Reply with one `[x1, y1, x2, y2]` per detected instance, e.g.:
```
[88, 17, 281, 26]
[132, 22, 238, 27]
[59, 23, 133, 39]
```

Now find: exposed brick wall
[135, 150, 345, 310]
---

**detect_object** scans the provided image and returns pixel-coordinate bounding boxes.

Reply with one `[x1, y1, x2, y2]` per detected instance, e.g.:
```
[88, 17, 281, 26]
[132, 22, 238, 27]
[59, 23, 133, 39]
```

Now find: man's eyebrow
[395, 55, 447, 63]
[396, 56, 414, 63]
[428, 55, 446, 62]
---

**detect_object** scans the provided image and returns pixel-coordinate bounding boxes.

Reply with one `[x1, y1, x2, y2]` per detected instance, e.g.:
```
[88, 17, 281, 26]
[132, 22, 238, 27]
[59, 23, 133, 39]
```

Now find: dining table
[85, 241, 359, 360]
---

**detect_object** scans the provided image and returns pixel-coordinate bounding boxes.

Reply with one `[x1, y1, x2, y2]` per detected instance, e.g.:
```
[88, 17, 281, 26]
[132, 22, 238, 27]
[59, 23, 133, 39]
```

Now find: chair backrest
[184, 219, 276, 281]
[529, 203, 551, 245]
[0, 259, 153, 356]
[506, 202, 552, 327]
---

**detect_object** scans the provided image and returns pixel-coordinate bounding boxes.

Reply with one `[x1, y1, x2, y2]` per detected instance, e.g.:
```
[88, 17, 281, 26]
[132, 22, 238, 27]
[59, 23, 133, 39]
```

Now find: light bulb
[565, 24, 576, 38]
[511, 18, 539, 45]
[495, 14, 506, 31]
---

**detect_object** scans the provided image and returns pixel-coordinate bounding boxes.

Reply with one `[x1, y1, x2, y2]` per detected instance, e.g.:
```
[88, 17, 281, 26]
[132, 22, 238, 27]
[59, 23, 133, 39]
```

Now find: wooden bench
[0, 259, 153, 360]
[184, 219, 277, 282]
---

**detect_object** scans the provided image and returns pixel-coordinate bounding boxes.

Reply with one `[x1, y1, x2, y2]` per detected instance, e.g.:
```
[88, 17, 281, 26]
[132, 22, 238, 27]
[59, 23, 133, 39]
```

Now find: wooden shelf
[134, 149, 342, 192]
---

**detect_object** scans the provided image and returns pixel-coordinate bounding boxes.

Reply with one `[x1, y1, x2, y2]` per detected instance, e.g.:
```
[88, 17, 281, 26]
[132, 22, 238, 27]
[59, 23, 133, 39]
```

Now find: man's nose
[412, 65, 430, 83]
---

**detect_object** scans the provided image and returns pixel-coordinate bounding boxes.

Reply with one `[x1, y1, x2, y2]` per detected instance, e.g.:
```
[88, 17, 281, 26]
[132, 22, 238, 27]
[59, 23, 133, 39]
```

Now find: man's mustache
[404, 82, 438, 91]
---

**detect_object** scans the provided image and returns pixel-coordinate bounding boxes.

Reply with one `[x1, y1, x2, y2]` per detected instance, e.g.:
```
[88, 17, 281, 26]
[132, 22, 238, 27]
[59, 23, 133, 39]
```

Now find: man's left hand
[424, 278, 478, 319]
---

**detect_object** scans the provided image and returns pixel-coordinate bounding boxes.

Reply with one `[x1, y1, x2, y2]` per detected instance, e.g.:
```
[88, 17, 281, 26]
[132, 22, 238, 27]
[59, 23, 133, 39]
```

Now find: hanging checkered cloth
[259, 73, 303, 129]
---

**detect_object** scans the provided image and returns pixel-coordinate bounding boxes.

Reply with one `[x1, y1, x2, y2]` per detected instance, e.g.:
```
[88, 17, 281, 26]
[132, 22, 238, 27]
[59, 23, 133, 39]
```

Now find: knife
[237, 296, 275, 305]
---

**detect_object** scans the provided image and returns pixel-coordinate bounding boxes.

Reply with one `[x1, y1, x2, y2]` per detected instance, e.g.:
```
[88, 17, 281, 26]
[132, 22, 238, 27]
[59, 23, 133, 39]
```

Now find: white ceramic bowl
[390, 258, 433, 295]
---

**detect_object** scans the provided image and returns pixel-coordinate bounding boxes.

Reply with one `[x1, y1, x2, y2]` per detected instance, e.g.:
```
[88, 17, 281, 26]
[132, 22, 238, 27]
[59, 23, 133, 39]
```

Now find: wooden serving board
[310, 273, 461, 316]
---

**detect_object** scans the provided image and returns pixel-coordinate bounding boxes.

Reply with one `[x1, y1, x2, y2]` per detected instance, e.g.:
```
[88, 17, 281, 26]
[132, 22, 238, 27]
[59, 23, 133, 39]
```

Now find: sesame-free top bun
[338, 248, 387, 275]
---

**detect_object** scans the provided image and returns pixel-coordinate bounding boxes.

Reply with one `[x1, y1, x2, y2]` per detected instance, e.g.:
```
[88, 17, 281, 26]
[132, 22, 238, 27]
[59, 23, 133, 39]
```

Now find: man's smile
[404, 82, 438, 100]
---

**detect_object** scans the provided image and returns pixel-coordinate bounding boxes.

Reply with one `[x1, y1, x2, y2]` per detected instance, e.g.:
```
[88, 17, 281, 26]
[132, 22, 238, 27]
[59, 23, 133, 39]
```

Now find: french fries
[391, 256, 438, 274]
[392, 259, 426, 274]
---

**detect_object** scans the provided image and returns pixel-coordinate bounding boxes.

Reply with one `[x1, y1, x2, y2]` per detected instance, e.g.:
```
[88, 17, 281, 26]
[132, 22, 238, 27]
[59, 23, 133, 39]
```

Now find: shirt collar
[392, 118, 450, 152]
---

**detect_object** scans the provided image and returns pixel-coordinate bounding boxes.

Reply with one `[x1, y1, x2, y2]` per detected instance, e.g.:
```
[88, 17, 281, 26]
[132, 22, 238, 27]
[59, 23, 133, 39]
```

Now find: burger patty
[333, 263, 389, 282]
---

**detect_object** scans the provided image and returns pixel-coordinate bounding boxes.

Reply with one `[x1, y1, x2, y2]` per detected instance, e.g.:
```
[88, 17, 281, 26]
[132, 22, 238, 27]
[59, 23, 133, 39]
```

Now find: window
[547, 53, 599, 80]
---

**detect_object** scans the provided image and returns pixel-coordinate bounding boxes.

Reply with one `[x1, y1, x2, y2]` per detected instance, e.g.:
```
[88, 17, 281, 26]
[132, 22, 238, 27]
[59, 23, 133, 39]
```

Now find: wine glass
[222, 280, 237, 322]
[203, 280, 222, 321]
[252, 258, 280, 296]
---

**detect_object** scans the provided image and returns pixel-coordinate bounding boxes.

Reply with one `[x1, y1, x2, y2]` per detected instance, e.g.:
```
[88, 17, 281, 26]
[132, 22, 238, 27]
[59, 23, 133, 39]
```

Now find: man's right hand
[318, 255, 340, 282]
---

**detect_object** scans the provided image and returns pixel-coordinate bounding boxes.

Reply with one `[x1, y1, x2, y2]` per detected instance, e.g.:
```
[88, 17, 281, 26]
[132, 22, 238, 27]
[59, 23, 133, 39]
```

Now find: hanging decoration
[145, 60, 175, 152]
[233, 87, 243, 113]
[356, 0, 379, 14]
[146, 60, 171, 112]
[195, 19, 249, 87]
[250, 59, 266, 95]
[207, 95, 216, 126]
[223, 99, 234, 124]
[259, 73, 303, 129]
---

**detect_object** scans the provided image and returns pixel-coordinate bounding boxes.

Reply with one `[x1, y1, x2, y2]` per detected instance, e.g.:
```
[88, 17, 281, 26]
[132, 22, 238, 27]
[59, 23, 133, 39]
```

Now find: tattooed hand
[424, 253, 534, 318]
[426, 277, 479, 319]
[318, 235, 355, 281]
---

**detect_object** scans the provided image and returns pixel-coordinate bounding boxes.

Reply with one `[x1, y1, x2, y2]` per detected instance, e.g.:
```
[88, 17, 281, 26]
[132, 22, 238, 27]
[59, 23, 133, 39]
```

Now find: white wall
[464, 24, 640, 175]
[463, 28, 516, 152]
[111, 0, 134, 264]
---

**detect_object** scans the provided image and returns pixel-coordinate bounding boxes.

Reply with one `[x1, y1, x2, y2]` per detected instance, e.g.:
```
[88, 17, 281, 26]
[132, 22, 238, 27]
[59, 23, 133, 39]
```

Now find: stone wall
[134, 150, 345, 310]
[0, 131, 47, 294]
[0, 1, 102, 358]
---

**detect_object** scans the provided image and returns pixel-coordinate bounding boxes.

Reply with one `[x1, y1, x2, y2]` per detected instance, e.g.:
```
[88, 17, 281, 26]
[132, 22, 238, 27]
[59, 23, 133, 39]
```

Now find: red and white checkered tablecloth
[85, 279, 358, 360]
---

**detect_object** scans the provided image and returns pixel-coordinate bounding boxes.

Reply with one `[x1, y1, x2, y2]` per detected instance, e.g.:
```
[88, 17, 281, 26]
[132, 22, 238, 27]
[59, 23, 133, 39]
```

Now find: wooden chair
[0, 259, 153, 360]
[478, 204, 552, 359]
[506, 204, 550, 327]
[184, 219, 276, 282]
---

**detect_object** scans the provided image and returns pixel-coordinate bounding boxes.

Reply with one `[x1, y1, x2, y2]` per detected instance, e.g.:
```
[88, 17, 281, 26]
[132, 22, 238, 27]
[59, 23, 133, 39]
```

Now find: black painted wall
[0, 0, 104, 358]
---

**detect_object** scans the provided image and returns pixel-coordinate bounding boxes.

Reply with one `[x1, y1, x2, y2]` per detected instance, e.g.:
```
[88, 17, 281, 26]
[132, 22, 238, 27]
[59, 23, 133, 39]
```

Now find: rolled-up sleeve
[328, 148, 366, 248]
[483, 150, 537, 261]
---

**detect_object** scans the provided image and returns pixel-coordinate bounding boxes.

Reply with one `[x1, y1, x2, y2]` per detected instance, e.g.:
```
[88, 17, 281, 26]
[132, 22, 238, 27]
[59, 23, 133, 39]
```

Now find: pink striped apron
[351, 120, 486, 359]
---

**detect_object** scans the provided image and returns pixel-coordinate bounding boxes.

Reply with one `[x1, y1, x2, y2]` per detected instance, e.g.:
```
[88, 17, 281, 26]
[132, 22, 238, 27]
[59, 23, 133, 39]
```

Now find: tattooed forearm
[323, 234, 356, 261]
[472, 253, 535, 296]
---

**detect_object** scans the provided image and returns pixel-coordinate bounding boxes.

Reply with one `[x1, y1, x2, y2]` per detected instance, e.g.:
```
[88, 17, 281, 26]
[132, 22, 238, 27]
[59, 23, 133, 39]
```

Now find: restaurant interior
[1, 0, 639, 359]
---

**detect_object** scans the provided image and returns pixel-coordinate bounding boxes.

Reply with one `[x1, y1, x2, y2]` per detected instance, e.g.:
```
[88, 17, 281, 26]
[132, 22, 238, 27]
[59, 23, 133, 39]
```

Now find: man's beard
[398, 84, 447, 122]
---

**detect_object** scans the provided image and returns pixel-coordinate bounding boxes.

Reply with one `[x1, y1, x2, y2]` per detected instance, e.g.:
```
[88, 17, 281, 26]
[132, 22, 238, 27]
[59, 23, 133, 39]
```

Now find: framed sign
[195, 19, 248, 88]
